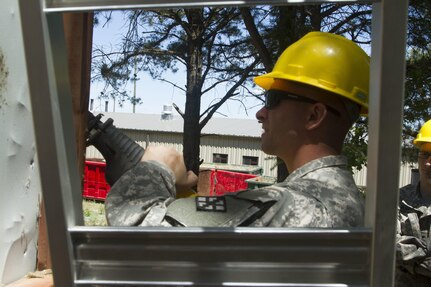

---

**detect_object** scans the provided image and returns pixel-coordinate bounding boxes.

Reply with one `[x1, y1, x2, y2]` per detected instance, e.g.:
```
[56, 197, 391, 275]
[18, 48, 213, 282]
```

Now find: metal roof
[97, 112, 262, 138]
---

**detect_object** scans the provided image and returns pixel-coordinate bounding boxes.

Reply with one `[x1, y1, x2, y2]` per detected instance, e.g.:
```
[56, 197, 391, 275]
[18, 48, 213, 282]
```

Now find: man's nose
[256, 106, 268, 122]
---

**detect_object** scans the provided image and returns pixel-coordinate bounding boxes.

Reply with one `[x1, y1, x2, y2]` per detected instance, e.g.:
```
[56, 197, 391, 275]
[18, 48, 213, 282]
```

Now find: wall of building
[86, 128, 417, 187]
[86, 129, 278, 177]
[199, 134, 277, 177]
[352, 163, 417, 188]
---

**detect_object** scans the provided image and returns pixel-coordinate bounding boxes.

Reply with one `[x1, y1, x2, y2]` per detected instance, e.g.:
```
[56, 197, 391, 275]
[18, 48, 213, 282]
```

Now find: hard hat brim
[413, 137, 431, 146]
[254, 72, 368, 115]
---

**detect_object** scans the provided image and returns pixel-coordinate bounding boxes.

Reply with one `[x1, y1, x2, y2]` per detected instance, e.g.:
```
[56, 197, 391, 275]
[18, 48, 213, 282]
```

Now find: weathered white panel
[0, 0, 42, 284]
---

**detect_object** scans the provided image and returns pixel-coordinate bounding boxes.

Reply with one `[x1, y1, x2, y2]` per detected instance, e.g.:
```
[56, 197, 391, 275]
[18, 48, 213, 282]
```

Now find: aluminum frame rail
[72, 227, 371, 286]
[17, 0, 408, 286]
[43, 0, 378, 12]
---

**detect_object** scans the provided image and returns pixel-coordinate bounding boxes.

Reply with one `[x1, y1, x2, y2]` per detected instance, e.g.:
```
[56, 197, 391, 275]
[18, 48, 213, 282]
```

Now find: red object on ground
[82, 161, 257, 200]
[209, 170, 257, 196]
[83, 161, 110, 200]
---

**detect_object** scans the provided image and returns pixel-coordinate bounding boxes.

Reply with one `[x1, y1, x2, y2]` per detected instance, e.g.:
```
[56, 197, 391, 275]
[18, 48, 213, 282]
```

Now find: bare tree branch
[240, 7, 274, 72]
[199, 58, 260, 128]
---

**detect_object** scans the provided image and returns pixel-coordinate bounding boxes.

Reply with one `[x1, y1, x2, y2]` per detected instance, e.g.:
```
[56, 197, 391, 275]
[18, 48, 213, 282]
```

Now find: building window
[243, 156, 258, 166]
[213, 153, 228, 164]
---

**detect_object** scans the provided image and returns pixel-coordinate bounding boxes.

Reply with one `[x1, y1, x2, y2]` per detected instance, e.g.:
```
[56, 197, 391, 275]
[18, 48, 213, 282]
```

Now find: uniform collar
[284, 155, 348, 182]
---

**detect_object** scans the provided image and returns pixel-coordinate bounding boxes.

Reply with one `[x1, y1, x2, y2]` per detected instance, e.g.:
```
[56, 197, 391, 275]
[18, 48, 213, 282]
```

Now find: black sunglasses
[264, 90, 340, 116]
[419, 151, 431, 160]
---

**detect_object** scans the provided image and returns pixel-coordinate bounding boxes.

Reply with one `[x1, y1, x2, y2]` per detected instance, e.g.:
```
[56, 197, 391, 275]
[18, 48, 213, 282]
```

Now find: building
[86, 111, 417, 187]
[86, 111, 278, 177]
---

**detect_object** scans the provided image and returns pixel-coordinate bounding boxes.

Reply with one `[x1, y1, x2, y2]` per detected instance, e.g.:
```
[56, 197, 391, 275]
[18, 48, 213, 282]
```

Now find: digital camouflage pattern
[105, 155, 364, 228]
[396, 183, 431, 287]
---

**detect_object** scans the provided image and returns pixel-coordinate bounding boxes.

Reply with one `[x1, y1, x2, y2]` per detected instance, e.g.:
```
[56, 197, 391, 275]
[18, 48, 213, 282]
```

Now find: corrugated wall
[86, 130, 278, 177]
[86, 130, 184, 160]
[199, 135, 277, 177]
[86, 129, 417, 187]
[353, 163, 417, 188]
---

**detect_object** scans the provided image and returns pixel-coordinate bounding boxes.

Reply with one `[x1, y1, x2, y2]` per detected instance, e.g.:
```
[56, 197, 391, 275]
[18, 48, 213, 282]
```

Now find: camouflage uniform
[105, 155, 364, 228]
[396, 183, 431, 287]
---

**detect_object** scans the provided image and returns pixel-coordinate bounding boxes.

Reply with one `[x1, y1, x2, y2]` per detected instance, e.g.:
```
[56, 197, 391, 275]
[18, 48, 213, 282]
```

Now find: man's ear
[305, 103, 327, 130]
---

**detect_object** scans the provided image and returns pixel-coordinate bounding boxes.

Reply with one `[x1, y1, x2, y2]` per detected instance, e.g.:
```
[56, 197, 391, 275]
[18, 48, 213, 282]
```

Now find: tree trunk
[308, 5, 322, 31]
[183, 83, 201, 175]
[183, 9, 204, 176]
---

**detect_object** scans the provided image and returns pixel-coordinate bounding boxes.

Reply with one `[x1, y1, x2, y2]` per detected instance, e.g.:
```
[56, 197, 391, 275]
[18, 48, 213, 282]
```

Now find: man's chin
[420, 176, 431, 188]
[261, 145, 276, 155]
[421, 170, 431, 179]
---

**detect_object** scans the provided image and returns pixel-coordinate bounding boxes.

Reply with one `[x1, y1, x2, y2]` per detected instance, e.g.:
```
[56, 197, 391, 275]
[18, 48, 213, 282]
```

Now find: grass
[82, 199, 107, 226]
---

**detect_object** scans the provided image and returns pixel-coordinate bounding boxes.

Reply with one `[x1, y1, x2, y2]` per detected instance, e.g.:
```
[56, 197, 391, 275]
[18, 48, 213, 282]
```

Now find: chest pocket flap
[166, 194, 273, 227]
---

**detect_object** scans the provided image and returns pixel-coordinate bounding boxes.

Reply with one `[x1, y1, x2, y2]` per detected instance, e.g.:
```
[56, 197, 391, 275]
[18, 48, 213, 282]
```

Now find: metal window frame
[18, 0, 408, 286]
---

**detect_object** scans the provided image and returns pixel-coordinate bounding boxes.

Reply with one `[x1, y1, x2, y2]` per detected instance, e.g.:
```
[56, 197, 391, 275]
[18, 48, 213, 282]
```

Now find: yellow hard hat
[254, 32, 370, 114]
[413, 120, 431, 147]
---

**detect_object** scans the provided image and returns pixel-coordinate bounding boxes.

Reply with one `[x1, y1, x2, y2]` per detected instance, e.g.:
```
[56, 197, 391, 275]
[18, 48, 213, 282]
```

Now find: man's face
[255, 91, 308, 158]
[418, 142, 431, 185]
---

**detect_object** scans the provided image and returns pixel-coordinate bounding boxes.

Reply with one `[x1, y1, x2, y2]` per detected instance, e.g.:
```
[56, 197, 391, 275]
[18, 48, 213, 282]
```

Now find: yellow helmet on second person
[413, 120, 431, 147]
[254, 32, 370, 114]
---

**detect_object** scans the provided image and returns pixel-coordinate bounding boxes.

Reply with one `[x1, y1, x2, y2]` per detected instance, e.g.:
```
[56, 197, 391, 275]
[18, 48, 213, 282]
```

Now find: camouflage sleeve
[105, 160, 176, 227]
[396, 209, 431, 279]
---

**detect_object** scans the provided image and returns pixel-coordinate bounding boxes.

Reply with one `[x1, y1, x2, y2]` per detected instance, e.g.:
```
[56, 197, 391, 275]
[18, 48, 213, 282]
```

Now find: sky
[89, 11, 263, 120]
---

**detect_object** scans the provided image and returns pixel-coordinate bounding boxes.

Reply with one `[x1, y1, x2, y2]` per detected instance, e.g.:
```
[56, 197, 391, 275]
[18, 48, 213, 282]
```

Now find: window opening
[243, 156, 258, 166]
[213, 153, 228, 164]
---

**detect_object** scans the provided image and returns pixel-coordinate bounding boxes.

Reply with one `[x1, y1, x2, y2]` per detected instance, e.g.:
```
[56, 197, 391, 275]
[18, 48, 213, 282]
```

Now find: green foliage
[342, 119, 368, 171]
[337, 2, 431, 168]
[401, 1, 431, 163]
[407, 0, 431, 51]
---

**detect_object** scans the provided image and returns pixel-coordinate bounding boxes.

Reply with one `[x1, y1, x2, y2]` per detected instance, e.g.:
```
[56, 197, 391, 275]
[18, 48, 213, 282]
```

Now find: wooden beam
[37, 12, 93, 271]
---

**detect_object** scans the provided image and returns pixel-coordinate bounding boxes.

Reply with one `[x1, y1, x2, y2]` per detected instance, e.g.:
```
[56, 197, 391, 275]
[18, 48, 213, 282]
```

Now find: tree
[96, 4, 408, 175]
[92, 8, 261, 174]
[401, 0, 431, 163]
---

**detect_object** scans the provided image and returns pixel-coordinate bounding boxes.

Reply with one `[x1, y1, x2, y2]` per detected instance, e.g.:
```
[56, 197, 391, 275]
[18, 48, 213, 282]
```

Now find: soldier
[105, 31, 369, 228]
[396, 119, 431, 286]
